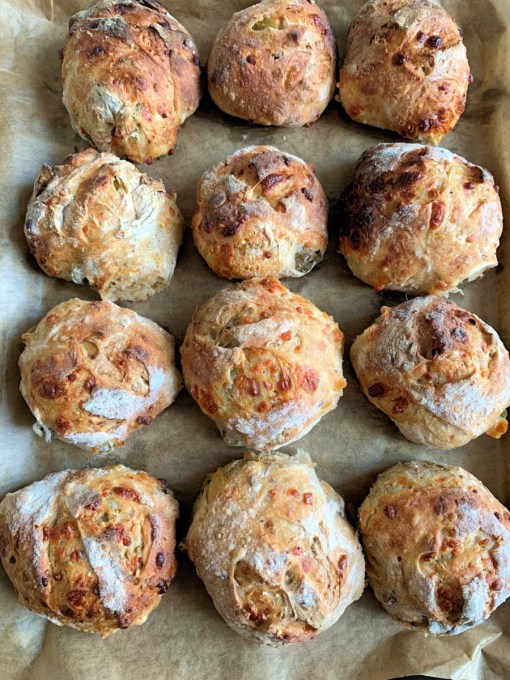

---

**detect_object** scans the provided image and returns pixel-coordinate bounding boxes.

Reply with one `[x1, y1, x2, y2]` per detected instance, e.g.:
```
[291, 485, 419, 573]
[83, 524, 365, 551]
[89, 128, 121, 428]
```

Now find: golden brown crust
[25, 148, 183, 302]
[180, 277, 346, 451]
[62, 0, 201, 163]
[208, 0, 336, 126]
[339, 143, 502, 295]
[359, 460, 510, 635]
[185, 451, 365, 646]
[192, 146, 328, 279]
[350, 297, 510, 450]
[338, 0, 470, 143]
[0, 465, 179, 637]
[19, 298, 182, 453]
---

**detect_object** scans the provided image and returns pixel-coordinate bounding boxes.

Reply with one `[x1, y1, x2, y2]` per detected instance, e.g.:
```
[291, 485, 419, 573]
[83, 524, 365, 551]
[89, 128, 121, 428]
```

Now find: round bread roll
[181, 277, 346, 450]
[350, 296, 510, 450]
[191, 146, 328, 279]
[0, 465, 178, 637]
[359, 460, 510, 635]
[185, 451, 365, 646]
[25, 148, 183, 302]
[19, 299, 182, 453]
[338, 0, 470, 143]
[208, 0, 336, 126]
[339, 143, 502, 295]
[61, 0, 201, 163]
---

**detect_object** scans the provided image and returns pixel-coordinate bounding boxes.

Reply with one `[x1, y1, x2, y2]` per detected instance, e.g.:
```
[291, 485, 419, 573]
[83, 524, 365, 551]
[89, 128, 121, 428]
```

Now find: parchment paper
[1, 1, 510, 678]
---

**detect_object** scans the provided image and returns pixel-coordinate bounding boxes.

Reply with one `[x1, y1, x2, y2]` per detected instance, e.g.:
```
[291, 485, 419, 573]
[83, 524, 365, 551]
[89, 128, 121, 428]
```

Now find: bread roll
[192, 145, 328, 279]
[185, 451, 365, 646]
[338, 0, 470, 143]
[0, 465, 179, 636]
[61, 0, 201, 163]
[25, 148, 183, 302]
[339, 143, 502, 295]
[359, 460, 510, 635]
[350, 296, 510, 449]
[181, 277, 346, 450]
[19, 299, 182, 453]
[208, 0, 336, 126]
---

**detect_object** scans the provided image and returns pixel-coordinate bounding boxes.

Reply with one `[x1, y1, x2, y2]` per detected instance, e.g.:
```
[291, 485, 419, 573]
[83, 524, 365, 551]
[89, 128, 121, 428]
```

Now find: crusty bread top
[185, 451, 365, 646]
[208, 0, 336, 126]
[0, 465, 179, 637]
[62, 0, 201, 163]
[351, 297, 510, 449]
[359, 460, 510, 634]
[181, 277, 346, 450]
[192, 145, 328, 279]
[339, 143, 502, 295]
[338, 0, 470, 143]
[19, 299, 182, 453]
[25, 148, 183, 302]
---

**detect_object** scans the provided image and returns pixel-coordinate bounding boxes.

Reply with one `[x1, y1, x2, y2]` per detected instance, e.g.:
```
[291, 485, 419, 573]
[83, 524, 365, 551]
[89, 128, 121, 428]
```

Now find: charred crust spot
[41, 577, 48, 587]
[422, 552, 435, 562]
[223, 222, 243, 237]
[67, 589, 87, 607]
[136, 415, 153, 425]
[416, 31, 425, 41]
[9, 556, 16, 564]
[283, 156, 292, 166]
[426, 35, 443, 49]
[393, 171, 425, 188]
[38, 380, 66, 400]
[368, 382, 388, 398]
[392, 397, 408, 414]
[301, 187, 313, 201]
[246, 55, 256, 64]
[495, 511, 503, 522]
[192, 54, 200, 66]
[384, 504, 396, 519]
[93, 46, 104, 56]
[261, 174, 285, 194]
[92, 584, 100, 596]
[125, 345, 149, 362]
[393, 52, 407, 66]
[156, 552, 165, 568]
[61, 606, 74, 618]
[369, 177, 385, 193]
[464, 181, 475, 191]
[112, 486, 138, 501]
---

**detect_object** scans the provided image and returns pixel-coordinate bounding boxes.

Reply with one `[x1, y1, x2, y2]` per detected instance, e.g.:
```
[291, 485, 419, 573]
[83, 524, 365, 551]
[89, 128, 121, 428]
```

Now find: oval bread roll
[359, 460, 510, 635]
[208, 0, 336, 126]
[339, 143, 502, 295]
[0, 465, 179, 637]
[61, 0, 201, 163]
[19, 299, 182, 453]
[350, 297, 510, 450]
[25, 148, 183, 302]
[181, 277, 346, 450]
[185, 451, 365, 646]
[338, 0, 470, 143]
[192, 145, 328, 279]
